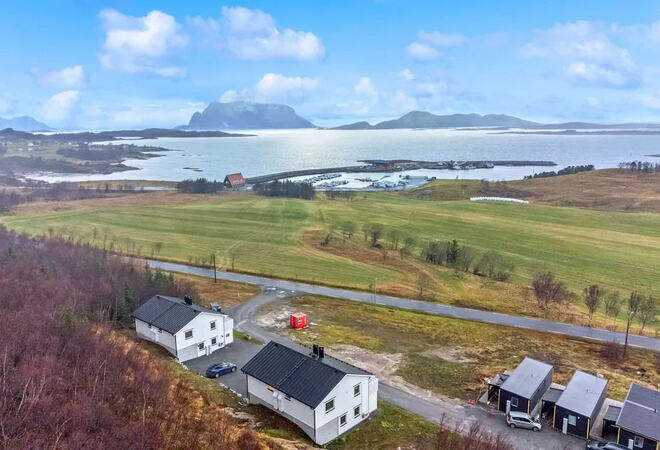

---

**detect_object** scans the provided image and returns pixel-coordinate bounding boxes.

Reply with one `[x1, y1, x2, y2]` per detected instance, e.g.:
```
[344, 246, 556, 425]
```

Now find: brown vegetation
[0, 227, 270, 449]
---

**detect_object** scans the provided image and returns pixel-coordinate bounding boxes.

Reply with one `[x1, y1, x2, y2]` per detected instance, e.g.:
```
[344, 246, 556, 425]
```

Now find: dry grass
[173, 272, 261, 308]
[491, 169, 660, 212]
[261, 295, 660, 401]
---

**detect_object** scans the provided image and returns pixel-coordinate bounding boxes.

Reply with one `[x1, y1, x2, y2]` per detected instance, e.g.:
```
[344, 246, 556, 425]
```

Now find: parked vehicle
[205, 362, 236, 378]
[506, 411, 541, 431]
[585, 441, 629, 450]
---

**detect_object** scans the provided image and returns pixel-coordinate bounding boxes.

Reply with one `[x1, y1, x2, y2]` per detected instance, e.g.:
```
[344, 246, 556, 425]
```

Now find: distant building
[131, 295, 233, 363]
[242, 341, 378, 445]
[224, 172, 246, 188]
[614, 383, 660, 450]
[488, 357, 553, 414]
[552, 371, 607, 439]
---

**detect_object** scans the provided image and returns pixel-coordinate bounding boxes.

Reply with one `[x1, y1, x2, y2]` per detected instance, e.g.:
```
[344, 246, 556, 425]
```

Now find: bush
[474, 251, 514, 282]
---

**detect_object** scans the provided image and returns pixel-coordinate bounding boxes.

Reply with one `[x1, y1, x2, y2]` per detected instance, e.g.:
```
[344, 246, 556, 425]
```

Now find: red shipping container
[290, 312, 308, 329]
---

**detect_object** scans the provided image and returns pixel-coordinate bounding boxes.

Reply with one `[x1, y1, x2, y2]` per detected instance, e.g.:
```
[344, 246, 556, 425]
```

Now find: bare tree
[531, 271, 567, 310]
[340, 220, 356, 241]
[417, 272, 433, 298]
[637, 295, 658, 335]
[624, 291, 644, 356]
[584, 284, 603, 327]
[604, 291, 622, 324]
[387, 229, 403, 250]
[456, 246, 476, 272]
[363, 222, 385, 247]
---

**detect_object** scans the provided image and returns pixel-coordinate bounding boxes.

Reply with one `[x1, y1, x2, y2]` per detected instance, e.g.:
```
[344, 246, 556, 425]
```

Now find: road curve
[145, 259, 660, 352]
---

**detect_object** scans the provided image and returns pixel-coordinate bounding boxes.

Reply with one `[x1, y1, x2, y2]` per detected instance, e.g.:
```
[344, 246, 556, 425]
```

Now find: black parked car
[205, 362, 237, 378]
[586, 441, 629, 450]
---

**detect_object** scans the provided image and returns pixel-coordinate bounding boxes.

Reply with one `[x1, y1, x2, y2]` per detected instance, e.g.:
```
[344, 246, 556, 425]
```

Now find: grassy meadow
[2, 185, 659, 325]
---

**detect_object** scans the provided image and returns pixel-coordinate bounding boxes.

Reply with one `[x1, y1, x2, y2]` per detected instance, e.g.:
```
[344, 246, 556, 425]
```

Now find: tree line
[0, 227, 265, 449]
[253, 180, 315, 200]
[618, 161, 660, 173]
[176, 177, 225, 193]
[523, 164, 594, 180]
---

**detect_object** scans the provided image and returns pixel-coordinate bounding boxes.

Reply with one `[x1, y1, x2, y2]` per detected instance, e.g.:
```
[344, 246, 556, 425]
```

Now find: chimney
[184, 295, 193, 305]
[312, 344, 319, 357]
[318, 346, 324, 359]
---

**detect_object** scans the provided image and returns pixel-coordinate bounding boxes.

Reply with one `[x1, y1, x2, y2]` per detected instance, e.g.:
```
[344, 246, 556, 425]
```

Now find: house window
[211, 338, 217, 346]
[568, 415, 576, 426]
[354, 405, 361, 418]
[510, 397, 518, 408]
[633, 436, 644, 448]
[198, 343, 204, 351]
[210, 321, 216, 330]
[339, 414, 347, 427]
[354, 383, 360, 397]
[325, 398, 335, 413]
[184, 330, 193, 339]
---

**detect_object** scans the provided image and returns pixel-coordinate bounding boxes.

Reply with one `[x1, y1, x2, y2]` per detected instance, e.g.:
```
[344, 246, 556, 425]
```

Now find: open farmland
[2, 180, 660, 326]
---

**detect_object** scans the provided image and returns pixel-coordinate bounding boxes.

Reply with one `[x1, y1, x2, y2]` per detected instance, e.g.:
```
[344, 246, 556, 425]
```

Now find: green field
[4, 191, 660, 298]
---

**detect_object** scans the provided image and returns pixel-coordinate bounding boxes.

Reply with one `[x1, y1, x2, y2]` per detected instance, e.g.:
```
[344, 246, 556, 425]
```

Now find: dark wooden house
[615, 383, 660, 450]
[553, 371, 607, 439]
[489, 357, 553, 414]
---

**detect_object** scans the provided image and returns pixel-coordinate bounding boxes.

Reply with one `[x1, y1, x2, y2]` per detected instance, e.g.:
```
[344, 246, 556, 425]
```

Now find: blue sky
[3, 0, 660, 128]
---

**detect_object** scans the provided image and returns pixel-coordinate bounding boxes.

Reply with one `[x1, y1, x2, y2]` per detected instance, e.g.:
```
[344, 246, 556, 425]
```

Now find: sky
[4, 0, 660, 129]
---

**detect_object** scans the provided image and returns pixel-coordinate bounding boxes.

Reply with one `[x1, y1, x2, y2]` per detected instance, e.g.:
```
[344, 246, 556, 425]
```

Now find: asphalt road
[184, 290, 585, 450]
[145, 259, 660, 352]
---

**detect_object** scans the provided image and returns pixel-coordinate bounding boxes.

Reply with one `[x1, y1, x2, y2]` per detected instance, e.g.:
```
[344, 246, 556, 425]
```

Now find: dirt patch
[257, 304, 296, 330]
[422, 347, 477, 364]
[327, 344, 465, 406]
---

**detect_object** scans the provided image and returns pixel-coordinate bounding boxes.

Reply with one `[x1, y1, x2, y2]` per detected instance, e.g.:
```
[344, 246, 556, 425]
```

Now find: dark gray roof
[556, 371, 607, 417]
[604, 405, 622, 422]
[500, 357, 553, 399]
[616, 383, 660, 441]
[242, 341, 370, 408]
[131, 295, 221, 334]
[542, 387, 564, 404]
[489, 373, 510, 387]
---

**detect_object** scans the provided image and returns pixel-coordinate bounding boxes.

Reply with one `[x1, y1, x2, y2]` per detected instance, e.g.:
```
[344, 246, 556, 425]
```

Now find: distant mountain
[331, 112, 538, 130]
[330, 111, 660, 130]
[0, 116, 51, 132]
[180, 101, 315, 130]
[0, 128, 250, 143]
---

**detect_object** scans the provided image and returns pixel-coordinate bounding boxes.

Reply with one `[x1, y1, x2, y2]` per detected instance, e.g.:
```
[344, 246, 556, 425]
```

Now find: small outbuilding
[615, 383, 660, 450]
[224, 172, 246, 188]
[242, 341, 378, 445]
[132, 295, 233, 363]
[490, 357, 553, 414]
[553, 371, 608, 439]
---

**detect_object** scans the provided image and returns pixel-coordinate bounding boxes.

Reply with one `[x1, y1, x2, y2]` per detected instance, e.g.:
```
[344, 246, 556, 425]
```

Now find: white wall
[315, 374, 378, 431]
[174, 312, 233, 359]
[247, 376, 315, 428]
[135, 318, 176, 354]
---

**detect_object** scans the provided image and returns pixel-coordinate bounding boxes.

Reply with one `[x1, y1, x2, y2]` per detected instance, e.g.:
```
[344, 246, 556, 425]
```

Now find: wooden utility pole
[212, 253, 217, 283]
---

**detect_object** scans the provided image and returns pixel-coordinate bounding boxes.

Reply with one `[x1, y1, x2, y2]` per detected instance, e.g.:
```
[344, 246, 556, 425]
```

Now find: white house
[242, 341, 378, 445]
[132, 295, 233, 363]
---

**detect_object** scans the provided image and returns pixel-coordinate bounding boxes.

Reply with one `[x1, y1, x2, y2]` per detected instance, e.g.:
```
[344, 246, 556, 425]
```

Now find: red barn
[224, 172, 246, 188]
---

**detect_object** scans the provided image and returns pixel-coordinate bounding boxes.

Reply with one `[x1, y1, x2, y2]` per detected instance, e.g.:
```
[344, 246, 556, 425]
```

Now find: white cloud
[407, 42, 441, 60]
[521, 21, 639, 88]
[109, 100, 206, 128]
[633, 93, 660, 110]
[407, 31, 467, 61]
[189, 6, 324, 61]
[34, 65, 86, 89]
[40, 90, 80, 123]
[99, 9, 187, 77]
[0, 98, 13, 115]
[398, 69, 415, 81]
[586, 96, 601, 107]
[354, 77, 379, 101]
[255, 73, 319, 102]
[417, 31, 468, 47]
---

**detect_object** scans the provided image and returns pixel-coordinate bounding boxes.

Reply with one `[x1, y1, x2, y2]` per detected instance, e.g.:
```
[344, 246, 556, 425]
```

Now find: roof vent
[184, 295, 193, 305]
[312, 344, 319, 357]
[210, 301, 220, 312]
[318, 346, 325, 359]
